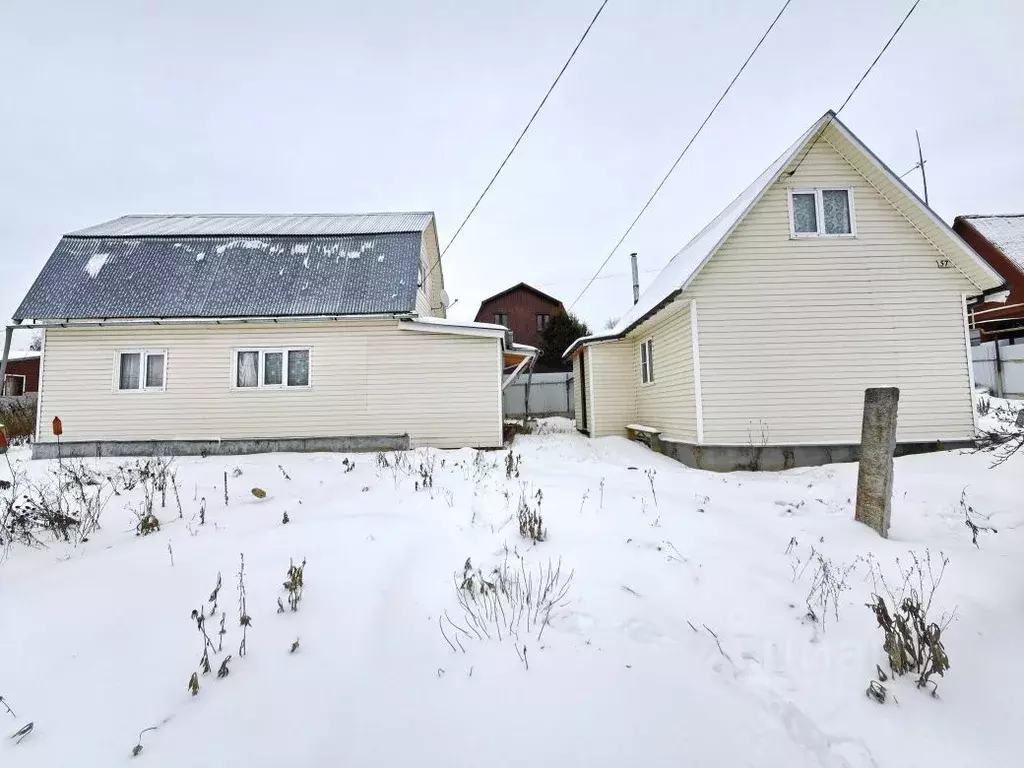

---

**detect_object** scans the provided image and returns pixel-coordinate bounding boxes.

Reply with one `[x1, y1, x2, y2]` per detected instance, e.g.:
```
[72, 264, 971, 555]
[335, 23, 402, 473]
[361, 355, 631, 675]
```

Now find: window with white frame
[117, 350, 166, 392]
[789, 188, 854, 237]
[640, 338, 654, 384]
[234, 348, 310, 389]
[2, 374, 26, 397]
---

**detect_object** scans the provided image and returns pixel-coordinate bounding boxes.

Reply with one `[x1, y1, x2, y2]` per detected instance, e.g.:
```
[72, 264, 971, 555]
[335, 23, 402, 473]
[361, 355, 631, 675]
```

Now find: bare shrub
[517, 488, 546, 543]
[445, 552, 574, 651]
[866, 550, 953, 696]
[804, 550, 861, 631]
[960, 488, 997, 547]
[0, 399, 36, 440]
[505, 451, 521, 480]
[237, 553, 251, 657]
[282, 558, 306, 612]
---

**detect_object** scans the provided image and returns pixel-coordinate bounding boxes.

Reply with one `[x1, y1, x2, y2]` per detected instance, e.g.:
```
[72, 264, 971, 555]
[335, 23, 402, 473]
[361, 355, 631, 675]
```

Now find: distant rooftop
[959, 215, 1024, 272]
[69, 212, 436, 238]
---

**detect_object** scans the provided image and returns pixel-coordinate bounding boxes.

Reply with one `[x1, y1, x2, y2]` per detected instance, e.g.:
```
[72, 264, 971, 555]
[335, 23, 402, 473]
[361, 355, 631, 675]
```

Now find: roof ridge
[960, 214, 1024, 219]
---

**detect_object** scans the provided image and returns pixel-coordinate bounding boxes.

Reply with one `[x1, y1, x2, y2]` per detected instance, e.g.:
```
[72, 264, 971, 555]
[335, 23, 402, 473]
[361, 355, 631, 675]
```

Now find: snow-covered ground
[1, 416, 1022, 767]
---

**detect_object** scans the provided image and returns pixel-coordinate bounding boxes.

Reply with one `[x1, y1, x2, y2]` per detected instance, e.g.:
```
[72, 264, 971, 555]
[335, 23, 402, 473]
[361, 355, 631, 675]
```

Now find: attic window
[789, 189, 854, 237]
[494, 312, 509, 327]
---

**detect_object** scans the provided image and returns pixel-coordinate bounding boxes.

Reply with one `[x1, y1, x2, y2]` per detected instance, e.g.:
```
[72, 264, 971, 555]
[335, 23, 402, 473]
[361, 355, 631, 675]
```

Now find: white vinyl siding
[36, 319, 501, 449]
[629, 300, 698, 442]
[416, 221, 446, 319]
[682, 138, 976, 445]
[586, 342, 635, 438]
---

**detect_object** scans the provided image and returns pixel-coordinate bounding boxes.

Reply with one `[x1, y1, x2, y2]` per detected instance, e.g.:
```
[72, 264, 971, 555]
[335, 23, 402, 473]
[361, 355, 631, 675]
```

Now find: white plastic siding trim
[962, 293, 979, 435]
[34, 330, 46, 441]
[690, 300, 704, 443]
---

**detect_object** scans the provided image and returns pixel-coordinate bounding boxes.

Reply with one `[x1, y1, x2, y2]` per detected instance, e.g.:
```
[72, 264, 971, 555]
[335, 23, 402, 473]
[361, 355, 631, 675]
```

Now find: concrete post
[855, 387, 900, 538]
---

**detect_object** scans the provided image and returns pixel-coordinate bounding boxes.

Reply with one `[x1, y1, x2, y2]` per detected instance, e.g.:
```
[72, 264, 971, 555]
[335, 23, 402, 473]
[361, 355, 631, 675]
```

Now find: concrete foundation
[658, 436, 969, 473]
[31, 434, 410, 460]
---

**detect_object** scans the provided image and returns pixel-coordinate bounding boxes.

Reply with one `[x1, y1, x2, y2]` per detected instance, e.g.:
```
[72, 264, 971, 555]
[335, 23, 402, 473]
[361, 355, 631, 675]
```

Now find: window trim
[787, 188, 856, 239]
[639, 338, 655, 385]
[2, 373, 27, 397]
[113, 349, 167, 393]
[231, 347, 312, 391]
[493, 312, 509, 327]
[536, 313, 551, 332]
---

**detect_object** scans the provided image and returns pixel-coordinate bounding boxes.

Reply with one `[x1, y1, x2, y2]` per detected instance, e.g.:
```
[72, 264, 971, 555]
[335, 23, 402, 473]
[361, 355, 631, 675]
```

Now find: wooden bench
[626, 424, 662, 452]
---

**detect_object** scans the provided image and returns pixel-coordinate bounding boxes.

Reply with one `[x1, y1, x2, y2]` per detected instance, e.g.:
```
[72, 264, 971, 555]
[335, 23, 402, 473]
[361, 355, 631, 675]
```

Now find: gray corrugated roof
[14, 230, 427, 321]
[68, 212, 435, 238]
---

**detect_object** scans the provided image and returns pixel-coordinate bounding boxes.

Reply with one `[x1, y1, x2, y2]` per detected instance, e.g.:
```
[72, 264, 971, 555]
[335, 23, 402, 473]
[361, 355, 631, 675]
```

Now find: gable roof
[955, 215, 1024, 275]
[566, 111, 1004, 357]
[13, 213, 438, 322]
[476, 282, 564, 312]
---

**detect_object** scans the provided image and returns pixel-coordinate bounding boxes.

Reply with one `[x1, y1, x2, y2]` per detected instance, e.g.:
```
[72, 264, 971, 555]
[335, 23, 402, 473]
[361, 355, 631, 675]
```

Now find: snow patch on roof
[963, 215, 1024, 272]
[84, 253, 109, 278]
[291, 243, 310, 255]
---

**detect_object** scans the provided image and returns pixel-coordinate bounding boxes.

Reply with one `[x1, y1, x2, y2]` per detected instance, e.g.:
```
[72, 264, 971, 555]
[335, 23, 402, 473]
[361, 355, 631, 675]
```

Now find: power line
[568, 0, 794, 310]
[783, 0, 923, 180]
[425, 0, 611, 283]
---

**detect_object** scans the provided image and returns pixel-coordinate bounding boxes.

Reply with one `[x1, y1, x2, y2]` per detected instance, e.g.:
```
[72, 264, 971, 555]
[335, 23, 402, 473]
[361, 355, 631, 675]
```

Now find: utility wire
[783, 0, 923, 180]
[568, 0, 794, 310]
[425, 0, 611, 282]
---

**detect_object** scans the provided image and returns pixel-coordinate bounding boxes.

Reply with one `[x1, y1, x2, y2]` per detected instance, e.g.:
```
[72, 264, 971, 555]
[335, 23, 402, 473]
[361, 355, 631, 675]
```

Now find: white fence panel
[972, 342, 1024, 397]
[503, 372, 574, 418]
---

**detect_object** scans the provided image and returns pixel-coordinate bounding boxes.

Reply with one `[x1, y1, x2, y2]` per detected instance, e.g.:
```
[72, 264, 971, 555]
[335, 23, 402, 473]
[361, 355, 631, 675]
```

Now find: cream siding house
[3, 213, 534, 458]
[566, 113, 1004, 470]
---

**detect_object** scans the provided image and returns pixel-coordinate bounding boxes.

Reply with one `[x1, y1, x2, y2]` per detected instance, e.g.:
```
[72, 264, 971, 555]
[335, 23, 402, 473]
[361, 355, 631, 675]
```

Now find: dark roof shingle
[14, 214, 435, 321]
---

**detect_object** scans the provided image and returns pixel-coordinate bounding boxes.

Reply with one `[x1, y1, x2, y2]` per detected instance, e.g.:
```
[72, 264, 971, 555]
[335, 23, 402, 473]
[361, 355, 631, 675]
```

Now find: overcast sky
[2, 0, 1022, 347]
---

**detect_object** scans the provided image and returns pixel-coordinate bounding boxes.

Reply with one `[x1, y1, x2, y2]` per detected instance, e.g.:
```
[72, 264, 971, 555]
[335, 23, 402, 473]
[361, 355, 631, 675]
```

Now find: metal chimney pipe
[630, 253, 640, 305]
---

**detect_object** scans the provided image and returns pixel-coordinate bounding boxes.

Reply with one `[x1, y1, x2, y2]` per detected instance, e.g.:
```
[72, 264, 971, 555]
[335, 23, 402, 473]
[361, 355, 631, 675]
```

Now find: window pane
[237, 351, 259, 388]
[640, 341, 648, 384]
[145, 354, 165, 389]
[119, 353, 141, 390]
[792, 193, 817, 233]
[263, 352, 283, 386]
[287, 350, 310, 387]
[822, 190, 851, 234]
[647, 341, 654, 383]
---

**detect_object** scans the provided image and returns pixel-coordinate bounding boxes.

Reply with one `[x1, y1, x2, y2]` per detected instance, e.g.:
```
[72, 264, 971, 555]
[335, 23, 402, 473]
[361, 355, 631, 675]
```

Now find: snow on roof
[607, 115, 828, 338]
[4, 349, 40, 361]
[961, 215, 1024, 273]
[68, 212, 435, 238]
[566, 111, 1002, 359]
[405, 316, 508, 332]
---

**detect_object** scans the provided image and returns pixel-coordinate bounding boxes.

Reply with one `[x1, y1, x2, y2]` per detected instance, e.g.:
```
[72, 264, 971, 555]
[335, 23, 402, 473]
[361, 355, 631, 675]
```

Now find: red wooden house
[954, 215, 1024, 341]
[2, 353, 40, 397]
[474, 282, 564, 350]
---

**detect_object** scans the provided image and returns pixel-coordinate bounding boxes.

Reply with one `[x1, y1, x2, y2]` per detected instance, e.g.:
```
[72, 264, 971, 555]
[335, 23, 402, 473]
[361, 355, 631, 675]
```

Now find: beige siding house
[4, 213, 534, 458]
[566, 112, 1005, 470]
